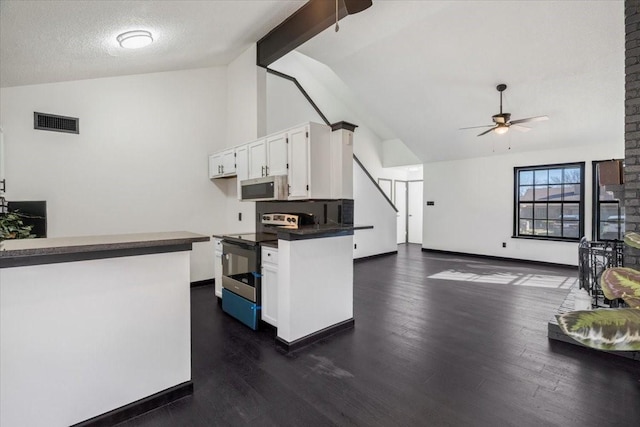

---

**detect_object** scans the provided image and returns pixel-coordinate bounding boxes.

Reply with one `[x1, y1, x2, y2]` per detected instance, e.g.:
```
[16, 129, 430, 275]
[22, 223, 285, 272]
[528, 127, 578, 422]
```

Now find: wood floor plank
[122, 244, 640, 427]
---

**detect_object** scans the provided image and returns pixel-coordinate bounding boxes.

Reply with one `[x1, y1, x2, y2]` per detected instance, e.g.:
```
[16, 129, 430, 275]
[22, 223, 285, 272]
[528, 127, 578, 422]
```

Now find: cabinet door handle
[266, 166, 269, 176]
[262, 166, 265, 177]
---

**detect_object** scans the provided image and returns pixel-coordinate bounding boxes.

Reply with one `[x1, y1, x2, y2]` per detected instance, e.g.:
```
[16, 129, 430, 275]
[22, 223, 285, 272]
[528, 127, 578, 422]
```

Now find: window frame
[513, 162, 585, 242]
[592, 160, 624, 241]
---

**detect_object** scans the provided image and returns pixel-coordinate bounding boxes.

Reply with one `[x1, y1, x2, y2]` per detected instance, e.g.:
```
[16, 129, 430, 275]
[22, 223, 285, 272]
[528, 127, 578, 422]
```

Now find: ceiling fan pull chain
[335, 0, 340, 32]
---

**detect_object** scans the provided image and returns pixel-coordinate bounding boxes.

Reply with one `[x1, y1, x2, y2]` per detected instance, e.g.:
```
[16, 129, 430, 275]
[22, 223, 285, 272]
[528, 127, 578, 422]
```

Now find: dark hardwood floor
[120, 244, 640, 427]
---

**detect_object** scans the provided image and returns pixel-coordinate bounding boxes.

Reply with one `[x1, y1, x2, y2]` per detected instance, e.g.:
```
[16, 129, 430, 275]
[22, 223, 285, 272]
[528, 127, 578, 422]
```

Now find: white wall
[0, 67, 227, 281]
[266, 73, 324, 133]
[270, 52, 387, 179]
[222, 45, 267, 235]
[423, 142, 623, 265]
[354, 162, 398, 258]
[382, 138, 421, 168]
[267, 53, 398, 257]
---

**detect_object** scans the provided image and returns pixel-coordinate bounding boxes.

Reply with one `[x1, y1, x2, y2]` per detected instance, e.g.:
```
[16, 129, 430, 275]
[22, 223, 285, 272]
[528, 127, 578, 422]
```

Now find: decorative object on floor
[460, 84, 549, 137]
[556, 232, 640, 351]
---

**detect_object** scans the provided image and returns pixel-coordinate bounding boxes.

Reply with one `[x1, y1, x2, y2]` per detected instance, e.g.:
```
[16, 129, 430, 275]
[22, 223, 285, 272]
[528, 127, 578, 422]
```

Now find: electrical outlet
[502, 242, 506, 248]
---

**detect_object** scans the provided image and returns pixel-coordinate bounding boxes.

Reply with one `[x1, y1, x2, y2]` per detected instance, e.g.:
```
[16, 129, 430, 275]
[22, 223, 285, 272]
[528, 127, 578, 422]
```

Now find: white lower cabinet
[261, 246, 279, 327]
[214, 238, 223, 298]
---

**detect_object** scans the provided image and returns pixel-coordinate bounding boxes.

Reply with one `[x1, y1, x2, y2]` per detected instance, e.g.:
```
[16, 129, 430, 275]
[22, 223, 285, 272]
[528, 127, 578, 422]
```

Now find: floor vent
[34, 112, 79, 134]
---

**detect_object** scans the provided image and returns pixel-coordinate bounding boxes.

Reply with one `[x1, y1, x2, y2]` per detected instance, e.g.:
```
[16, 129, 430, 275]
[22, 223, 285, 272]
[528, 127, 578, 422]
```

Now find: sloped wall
[265, 68, 398, 258]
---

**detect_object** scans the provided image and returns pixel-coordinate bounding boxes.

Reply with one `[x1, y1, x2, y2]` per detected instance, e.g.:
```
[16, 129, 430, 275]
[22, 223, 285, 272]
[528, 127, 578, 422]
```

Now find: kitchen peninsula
[0, 231, 208, 427]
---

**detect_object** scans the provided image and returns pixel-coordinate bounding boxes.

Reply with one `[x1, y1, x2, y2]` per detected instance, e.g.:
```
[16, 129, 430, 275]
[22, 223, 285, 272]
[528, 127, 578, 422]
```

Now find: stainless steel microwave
[240, 175, 288, 201]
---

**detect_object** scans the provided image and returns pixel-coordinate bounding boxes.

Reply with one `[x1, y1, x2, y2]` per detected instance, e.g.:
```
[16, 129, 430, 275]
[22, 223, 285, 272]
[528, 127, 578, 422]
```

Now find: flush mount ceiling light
[117, 30, 153, 49]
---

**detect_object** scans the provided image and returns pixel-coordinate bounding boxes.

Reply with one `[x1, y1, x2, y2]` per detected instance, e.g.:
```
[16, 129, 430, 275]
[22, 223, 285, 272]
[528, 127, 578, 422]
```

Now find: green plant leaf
[556, 309, 640, 351]
[0, 211, 35, 241]
[600, 267, 640, 309]
[624, 232, 640, 250]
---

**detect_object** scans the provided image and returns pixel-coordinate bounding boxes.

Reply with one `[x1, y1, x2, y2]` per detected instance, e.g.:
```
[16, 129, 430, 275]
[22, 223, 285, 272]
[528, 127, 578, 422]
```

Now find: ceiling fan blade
[510, 115, 549, 125]
[459, 124, 494, 130]
[477, 127, 497, 137]
[511, 124, 531, 132]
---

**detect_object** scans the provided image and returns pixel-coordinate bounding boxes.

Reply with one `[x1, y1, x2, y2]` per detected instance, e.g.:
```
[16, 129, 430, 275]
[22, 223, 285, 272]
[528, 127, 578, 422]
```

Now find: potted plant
[0, 211, 36, 241]
[556, 232, 640, 351]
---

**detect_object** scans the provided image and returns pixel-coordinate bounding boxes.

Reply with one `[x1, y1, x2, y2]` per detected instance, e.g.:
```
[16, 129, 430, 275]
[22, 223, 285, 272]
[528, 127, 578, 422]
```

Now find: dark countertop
[214, 225, 373, 243]
[0, 231, 210, 268]
[277, 225, 372, 241]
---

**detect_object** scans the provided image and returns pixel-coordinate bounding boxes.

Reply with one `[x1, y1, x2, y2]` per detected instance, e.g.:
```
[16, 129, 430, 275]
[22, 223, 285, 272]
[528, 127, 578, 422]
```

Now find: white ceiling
[297, 1, 624, 162]
[0, 1, 625, 163]
[0, 0, 305, 87]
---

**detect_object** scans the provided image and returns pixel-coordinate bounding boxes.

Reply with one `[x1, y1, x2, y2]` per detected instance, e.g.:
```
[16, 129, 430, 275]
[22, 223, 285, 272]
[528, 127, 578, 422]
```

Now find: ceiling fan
[460, 84, 549, 136]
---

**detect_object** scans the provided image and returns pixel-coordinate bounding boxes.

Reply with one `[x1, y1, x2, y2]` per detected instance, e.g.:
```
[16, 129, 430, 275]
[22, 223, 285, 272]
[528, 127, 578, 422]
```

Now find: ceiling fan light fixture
[494, 125, 509, 135]
[117, 30, 153, 49]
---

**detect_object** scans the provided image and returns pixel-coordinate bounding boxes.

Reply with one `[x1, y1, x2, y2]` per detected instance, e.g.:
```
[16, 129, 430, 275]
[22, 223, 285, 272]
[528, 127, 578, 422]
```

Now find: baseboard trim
[190, 278, 214, 288]
[71, 381, 193, 427]
[276, 318, 355, 354]
[421, 248, 577, 269]
[354, 251, 398, 263]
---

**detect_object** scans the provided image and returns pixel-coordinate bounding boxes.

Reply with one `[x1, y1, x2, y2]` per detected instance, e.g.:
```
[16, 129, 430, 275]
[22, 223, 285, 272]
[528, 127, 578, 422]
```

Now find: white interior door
[395, 180, 407, 244]
[408, 180, 423, 244]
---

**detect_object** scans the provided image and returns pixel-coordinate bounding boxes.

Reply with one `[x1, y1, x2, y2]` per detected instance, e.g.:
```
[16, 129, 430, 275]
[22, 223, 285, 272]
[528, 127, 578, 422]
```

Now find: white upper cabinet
[209, 122, 352, 199]
[209, 148, 235, 178]
[221, 149, 236, 176]
[235, 144, 249, 200]
[248, 138, 266, 179]
[208, 153, 223, 179]
[287, 125, 309, 199]
[266, 132, 288, 177]
[287, 122, 334, 200]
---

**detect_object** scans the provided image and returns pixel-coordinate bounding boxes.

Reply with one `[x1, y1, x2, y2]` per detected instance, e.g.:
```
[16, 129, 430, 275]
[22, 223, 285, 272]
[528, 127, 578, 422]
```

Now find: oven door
[222, 241, 259, 302]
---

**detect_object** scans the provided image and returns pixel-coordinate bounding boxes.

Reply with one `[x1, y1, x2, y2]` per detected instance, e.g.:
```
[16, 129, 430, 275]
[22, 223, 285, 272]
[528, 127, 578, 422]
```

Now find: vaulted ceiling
[0, 1, 624, 163]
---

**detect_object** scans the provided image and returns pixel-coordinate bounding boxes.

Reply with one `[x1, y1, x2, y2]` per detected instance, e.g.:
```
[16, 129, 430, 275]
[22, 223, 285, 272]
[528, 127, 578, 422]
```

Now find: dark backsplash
[256, 199, 353, 233]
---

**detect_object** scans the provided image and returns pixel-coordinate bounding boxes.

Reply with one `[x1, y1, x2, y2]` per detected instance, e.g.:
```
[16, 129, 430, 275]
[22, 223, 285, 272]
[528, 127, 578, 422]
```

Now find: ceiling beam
[256, 0, 372, 68]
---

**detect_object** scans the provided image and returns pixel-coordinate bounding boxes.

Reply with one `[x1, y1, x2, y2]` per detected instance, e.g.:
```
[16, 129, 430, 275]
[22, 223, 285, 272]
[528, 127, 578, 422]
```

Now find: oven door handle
[222, 253, 229, 273]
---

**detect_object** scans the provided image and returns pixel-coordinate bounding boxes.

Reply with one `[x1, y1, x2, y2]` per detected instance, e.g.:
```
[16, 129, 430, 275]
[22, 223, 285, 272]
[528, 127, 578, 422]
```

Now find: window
[514, 162, 585, 240]
[593, 161, 624, 241]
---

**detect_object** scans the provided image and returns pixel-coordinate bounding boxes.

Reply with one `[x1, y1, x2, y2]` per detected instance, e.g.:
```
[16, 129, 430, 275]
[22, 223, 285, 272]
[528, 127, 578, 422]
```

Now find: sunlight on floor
[428, 270, 578, 289]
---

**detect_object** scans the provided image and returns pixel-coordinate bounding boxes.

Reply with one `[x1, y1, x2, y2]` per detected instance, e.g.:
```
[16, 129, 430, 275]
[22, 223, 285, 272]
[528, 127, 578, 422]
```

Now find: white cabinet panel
[261, 247, 278, 327]
[209, 149, 235, 178]
[214, 238, 223, 298]
[208, 153, 223, 178]
[221, 148, 236, 176]
[287, 125, 309, 199]
[248, 139, 266, 179]
[266, 132, 288, 177]
[235, 144, 249, 200]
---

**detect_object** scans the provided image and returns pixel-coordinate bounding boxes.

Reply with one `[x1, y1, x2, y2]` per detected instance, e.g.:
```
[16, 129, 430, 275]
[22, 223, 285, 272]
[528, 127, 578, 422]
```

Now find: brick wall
[626, 1, 640, 268]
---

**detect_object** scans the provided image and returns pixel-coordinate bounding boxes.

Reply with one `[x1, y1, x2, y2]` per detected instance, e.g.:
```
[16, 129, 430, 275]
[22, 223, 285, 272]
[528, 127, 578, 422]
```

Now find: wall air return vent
[34, 112, 79, 134]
